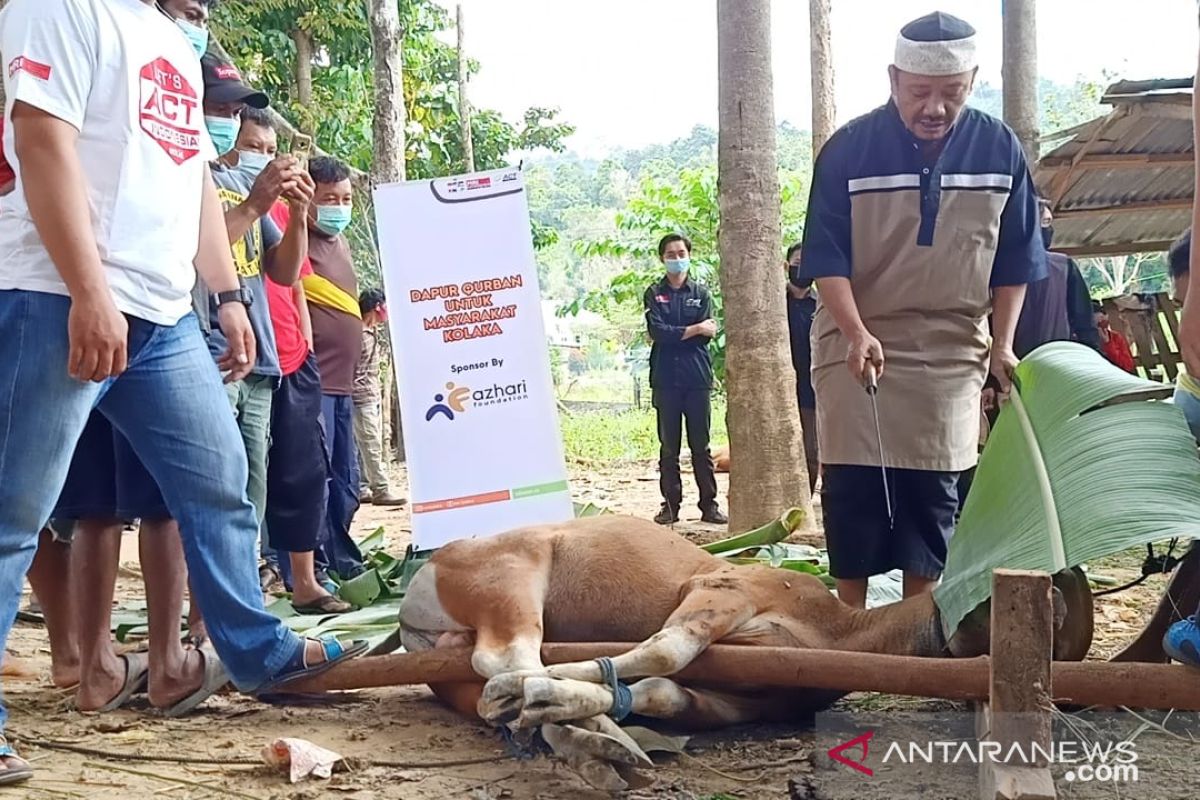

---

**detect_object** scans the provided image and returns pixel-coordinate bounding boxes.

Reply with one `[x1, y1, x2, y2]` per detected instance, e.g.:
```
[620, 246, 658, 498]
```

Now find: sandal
[95, 652, 150, 713]
[292, 594, 353, 616]
[162, 646, 229, 718]
[255, 634, 368, 695]
[0, 737, 32, 786]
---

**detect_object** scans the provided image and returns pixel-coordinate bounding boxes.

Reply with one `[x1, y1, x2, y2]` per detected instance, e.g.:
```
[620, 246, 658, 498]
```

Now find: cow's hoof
[541, 717, 653, 792]
[479, 672, 531, 723]
[518, 676, 613, 726]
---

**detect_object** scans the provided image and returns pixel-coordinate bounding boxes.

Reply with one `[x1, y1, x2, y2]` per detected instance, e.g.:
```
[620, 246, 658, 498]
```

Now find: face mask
[664, 258, 690, 275]
[205, 115, 241, 156]
[315, 204, 353, 236]
[237, 150, 272, 179]
[1041, 225, 1054, 250]
[177, 19, 209, 58]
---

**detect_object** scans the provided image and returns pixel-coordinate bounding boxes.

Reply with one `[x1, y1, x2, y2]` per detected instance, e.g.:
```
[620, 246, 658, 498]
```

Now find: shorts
[821, 464, 959, 580]
[53, 411, 169, 522]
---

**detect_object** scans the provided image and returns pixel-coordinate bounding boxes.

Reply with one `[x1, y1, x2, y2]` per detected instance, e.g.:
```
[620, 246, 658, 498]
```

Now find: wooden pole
[808, 0, 836, 156]
[284, 642, 1200, 710]
[979, 570, 1056, 800]
[1001, 0, 1039, 162]
[457, 4, 476, 173]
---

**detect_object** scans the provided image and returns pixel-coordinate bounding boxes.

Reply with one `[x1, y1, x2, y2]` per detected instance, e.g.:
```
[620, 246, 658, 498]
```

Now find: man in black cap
[198, 54, 349, 614]
[800, 11, 1044, 607]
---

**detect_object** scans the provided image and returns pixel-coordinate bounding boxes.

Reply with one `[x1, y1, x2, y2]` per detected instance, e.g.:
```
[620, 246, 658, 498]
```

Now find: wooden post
[1001, 0, 1039, 163]
[979, 569, 1056, 800]
[808, 0, 836, 156]
[457, 4, 476, 173]
[283, 641, 1200, 710]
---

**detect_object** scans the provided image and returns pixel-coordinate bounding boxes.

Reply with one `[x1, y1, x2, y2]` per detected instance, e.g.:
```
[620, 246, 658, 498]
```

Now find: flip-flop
[255, 635, 368, 695]
[96, 652, 150, 713]
[162, 647, 229, 718]
[293, 594, 353, 616]
[0, 737, 32, 786]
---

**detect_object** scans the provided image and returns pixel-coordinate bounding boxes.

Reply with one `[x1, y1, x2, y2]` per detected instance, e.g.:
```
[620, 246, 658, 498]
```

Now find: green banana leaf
[935, 341, 1200, 637]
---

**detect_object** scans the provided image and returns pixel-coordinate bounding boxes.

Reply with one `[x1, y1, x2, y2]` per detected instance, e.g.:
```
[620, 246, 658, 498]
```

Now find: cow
[398, 515, 1091, 791]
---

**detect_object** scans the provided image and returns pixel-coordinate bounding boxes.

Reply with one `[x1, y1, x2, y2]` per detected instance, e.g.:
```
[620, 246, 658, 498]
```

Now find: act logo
[828, 730, 875, 777]
[139, 58, 202, 165]
[425, 382, 471, 421]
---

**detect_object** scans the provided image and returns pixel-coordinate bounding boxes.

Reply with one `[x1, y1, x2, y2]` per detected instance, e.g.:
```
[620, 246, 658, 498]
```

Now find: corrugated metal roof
[1033, 78, 1194, 257]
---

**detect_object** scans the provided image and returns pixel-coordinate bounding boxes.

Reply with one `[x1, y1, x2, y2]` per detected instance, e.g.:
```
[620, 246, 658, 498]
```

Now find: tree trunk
[1001, 0, 1039, 162]
[292, 27, 314, 109]
[717, 0, 810, 531]
[366, 0, 407, 461]
[808, 0, 836, 156]
[456, 4, 475, 173]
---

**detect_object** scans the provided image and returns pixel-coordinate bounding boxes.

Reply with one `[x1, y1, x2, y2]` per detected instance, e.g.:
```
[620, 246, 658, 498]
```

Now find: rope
[1094, 540, 1181, 597]
[595, 656, 633, 722]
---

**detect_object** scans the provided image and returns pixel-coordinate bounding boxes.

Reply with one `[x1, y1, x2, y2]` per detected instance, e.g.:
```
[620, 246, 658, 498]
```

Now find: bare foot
[148, 648, 207, 709]
[51, 658, 80, 689]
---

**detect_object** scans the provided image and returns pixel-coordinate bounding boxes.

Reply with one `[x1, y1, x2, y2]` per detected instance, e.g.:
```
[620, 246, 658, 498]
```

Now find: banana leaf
[934, 342, 1200, 637]
[702, 507, 807, 554]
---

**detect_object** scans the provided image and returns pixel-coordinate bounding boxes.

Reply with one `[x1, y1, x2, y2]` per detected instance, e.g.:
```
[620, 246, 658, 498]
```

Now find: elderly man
[800, 11, 1045, 608]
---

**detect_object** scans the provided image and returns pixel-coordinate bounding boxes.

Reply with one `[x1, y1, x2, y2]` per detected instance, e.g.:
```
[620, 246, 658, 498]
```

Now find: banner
[374, 167, 573, 551]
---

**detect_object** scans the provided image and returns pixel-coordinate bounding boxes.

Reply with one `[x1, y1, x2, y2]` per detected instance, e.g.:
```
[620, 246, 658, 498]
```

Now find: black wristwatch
[215, 285, 253, 309]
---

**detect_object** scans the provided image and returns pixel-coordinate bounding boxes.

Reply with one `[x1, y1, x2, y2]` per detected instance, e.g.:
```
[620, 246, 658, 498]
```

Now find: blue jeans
[0, 291, 302, 729]
[1172, 385, 1200, 443]
[319, 394, 364, 578]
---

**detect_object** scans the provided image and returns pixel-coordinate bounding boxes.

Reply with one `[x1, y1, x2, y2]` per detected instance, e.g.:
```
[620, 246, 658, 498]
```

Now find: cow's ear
[1051, 586, 1067, 632]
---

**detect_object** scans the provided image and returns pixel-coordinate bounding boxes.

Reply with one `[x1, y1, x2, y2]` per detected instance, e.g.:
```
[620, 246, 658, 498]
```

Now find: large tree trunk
[292, 28, 314, 108]
[456, 4, 475, 173]
[1001, 0, 1039, 162]
[808, 0, 836, 156]
[366, 0, 408, 462]
[717, 0, 810, 531]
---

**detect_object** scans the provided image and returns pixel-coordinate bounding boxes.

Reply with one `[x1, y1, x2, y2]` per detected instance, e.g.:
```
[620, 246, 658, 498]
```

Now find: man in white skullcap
[799, 11, 1045, 607]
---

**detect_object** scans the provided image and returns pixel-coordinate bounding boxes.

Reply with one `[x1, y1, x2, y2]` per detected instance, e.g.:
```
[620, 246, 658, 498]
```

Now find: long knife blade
[865, 366, 894, 529]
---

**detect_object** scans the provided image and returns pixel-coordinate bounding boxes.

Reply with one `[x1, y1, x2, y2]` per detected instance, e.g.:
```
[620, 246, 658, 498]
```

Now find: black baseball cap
[201, 53, 269, 109]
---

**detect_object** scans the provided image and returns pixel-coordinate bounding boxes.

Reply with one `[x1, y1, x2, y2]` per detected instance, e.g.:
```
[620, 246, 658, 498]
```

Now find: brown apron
[811, 189, 1007, 472]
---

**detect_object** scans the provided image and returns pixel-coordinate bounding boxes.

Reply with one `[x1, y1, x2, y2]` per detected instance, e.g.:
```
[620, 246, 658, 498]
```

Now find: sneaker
[359, 489, 373, 503]
[653, 505, 679, 525]
[371, 491, 409, 507]
[1163, 616, 1200, 667]
[700, 507, 729, 525]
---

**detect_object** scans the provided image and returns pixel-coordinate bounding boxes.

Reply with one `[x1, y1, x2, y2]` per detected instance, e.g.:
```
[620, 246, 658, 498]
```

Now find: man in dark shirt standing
[644, 234, 727, 526]
[786, 243, 819, 492]
[302, 157, 365, 579]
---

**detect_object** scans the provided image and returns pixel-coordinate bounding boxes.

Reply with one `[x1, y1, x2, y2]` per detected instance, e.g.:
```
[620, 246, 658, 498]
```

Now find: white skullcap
[893, 11, 978, 77]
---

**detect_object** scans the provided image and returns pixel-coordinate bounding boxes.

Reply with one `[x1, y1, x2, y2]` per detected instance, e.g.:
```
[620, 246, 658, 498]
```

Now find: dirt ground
[2, 459, 1189, 800]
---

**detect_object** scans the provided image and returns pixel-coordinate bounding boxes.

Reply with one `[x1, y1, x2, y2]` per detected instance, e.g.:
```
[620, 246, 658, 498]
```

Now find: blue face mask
[315, 204, 353, 236]
[237, 150, 272, 179]
[205, 115, 241, 157]
[664, 258, 690, 275]
[177, 19, 209, 59]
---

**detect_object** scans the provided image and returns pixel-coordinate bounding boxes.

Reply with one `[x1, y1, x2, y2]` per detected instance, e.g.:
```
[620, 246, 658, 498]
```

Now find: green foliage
[935, 342, 1200, 636]
[560, 401, 728, 462]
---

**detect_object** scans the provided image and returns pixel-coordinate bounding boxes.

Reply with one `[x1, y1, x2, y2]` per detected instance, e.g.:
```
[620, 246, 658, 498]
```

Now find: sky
[435, 0, 1198, 157]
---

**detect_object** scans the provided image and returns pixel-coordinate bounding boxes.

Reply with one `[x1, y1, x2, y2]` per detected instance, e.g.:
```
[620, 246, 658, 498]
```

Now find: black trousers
[265, 353, 328, 553]
[653, 386, 718, 513]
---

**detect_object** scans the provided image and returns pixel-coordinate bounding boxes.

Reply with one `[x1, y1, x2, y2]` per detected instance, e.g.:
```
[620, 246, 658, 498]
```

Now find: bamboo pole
[284, 643, 1200, 711]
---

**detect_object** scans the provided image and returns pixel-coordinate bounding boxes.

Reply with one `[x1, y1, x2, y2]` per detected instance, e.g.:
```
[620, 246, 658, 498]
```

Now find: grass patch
[561, 400, 728, 462]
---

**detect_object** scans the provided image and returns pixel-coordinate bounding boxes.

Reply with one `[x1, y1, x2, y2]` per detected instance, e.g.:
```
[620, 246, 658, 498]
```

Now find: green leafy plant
[935, 342, 1200, 635]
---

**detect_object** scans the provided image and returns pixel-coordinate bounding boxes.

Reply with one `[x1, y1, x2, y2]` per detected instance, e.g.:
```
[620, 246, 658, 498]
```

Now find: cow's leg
[515, 674, 789, 728]
[482, 571, 756, 717]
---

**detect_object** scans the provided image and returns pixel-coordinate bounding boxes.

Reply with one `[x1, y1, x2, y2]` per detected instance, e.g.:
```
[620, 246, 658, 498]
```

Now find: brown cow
[398, 516, 1089, 791]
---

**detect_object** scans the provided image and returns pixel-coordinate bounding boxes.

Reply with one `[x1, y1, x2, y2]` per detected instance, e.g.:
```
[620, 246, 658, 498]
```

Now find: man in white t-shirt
[0, 0, 365, 782]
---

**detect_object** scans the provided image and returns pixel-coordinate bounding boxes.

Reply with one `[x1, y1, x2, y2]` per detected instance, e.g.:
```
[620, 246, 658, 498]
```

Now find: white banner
[374, 167, 573, 551]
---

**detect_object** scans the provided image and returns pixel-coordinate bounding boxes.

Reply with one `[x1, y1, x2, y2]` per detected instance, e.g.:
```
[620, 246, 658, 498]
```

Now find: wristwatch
[215, 285, 253, 309]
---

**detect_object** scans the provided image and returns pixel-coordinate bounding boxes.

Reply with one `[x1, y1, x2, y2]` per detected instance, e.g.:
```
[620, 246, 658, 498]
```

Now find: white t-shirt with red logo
[0, 0, 216, 325]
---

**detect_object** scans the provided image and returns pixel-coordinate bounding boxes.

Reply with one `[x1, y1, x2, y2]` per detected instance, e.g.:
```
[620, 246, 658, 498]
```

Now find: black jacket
[644, 276, 714, 390]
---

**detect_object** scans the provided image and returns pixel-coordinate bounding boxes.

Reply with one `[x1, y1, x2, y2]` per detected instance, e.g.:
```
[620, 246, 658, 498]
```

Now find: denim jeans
[1172, 385, 1200, 444]
[0, 290, 301, 730]
[225, 374, 274, 527]
[320, 394, 364, 578]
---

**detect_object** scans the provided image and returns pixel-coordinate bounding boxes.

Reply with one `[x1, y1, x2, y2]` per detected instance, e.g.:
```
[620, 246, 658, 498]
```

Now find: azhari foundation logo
[425, 382, 472, 421]
[828, 730, 875, 776]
